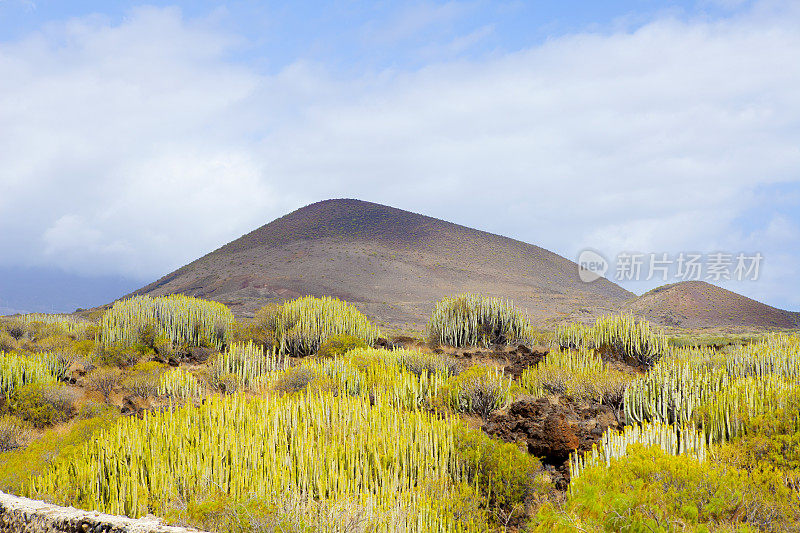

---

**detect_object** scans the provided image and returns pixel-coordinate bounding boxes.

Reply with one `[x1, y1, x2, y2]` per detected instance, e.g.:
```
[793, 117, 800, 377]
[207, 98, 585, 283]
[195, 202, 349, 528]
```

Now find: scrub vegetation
[1, 293, 798, 532]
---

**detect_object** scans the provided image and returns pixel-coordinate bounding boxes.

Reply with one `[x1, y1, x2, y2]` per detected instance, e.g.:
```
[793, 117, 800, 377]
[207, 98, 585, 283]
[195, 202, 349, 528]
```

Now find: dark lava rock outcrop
[483, 395, 621, 488]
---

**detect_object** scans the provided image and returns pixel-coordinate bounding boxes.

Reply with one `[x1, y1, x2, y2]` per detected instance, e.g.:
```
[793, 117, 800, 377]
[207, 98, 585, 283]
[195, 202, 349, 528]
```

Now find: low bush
[0, 415, 33, 452]
[455, 425, 547, 527]
[532, 444, 800, 532]
[162, 489, 316, 533]
[438, 365, 517, 419]
[92, 344, 142, 367]
[316, 333, 368, 357]
[273, 367, 315, 394]
[87, 366, 123, 400]
[0, 319, 24, 340]
[232, 318, 275, 349]
[0, 411, 118, 493]
[394, 349, 460, 377]
[122, 361, 166, 399]
[0, 332, 18, 352]
[36, 334, 73, 353]
[72, 339, 96, 357]
[7, 383, 78, 428]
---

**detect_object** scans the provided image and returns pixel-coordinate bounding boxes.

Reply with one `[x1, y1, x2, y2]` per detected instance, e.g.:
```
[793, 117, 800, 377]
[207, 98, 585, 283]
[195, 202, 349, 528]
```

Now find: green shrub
[0, 415, 33, 452]
[316, 334, 368, 357]
[36, 334, 73, 353]
[92, 344, 142, 367]
[0, 411, 118, 493]
[161, 489, 316, 533]
[393, 349, 460, 377]
[427, 293, 535, 348]
[72, 339, 96, 357]
[0, 332, 18, 352]
[122, 361, 166, 399]
[87, 366, 122, 400]
[233, 317, 275, 348]
[532, 444, 799, 532]
[273, 367, 315, 394]
[0, 319, 24, 340]
[254, 296, 380, 357]
[7, 383, 78, 427]
[455, 425, 546, 526]
[437, 365, 517, 419]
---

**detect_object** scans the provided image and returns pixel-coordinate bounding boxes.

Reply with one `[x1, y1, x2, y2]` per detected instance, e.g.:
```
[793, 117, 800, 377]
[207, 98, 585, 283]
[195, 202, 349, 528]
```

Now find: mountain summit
[626, 280, 800, 329]
[131, 199, 632, 328]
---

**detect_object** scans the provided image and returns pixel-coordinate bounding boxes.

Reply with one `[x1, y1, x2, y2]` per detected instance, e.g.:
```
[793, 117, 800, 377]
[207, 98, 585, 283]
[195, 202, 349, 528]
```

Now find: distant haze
[0, 266, 143, 315]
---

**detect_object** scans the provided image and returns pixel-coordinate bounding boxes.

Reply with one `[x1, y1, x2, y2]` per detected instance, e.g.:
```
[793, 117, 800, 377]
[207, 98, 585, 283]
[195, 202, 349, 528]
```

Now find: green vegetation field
[0, 293, 798, 532]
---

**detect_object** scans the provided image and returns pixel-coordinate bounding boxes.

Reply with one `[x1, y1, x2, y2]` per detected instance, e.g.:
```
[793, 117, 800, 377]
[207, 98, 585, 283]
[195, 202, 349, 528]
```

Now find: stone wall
[0, 492, 205, 533]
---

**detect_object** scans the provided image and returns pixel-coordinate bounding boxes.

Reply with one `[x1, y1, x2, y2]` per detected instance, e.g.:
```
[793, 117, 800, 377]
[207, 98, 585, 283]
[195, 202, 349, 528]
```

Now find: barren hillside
[130, 199, 633, 329]
[626, 280, 800, 329]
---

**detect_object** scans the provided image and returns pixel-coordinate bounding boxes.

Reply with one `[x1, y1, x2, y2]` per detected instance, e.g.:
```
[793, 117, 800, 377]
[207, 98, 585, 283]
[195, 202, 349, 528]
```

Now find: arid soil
[626, 280, 800, 329]
[126, 199, 633, 330]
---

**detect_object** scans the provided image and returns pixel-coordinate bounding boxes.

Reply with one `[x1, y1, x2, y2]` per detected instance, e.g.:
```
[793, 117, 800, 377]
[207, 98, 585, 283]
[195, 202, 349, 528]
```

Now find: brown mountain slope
[626, 281, 800, 329]
[131, 199, 633, 328]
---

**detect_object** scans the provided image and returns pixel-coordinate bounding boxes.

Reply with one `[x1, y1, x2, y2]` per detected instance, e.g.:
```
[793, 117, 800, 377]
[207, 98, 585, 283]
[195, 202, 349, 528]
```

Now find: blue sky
[1, 0, 799, 313]
[0, 1, 753, 71]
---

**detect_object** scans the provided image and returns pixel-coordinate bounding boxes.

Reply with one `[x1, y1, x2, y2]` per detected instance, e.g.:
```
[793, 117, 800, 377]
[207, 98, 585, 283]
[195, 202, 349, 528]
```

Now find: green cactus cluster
[101, 295, 235, 350]
[624, 333, 800, 443]
[569, 421, 707, 482]
[555, 313, 667, 366]
[27, 392, 487, 532]
[209, 341, 289, 389]
[157, 367, 204, 400]
[520, 348, 631, 405]
[0, 351, 61, 398]
[426, 293, 535, 347]
[265, 296, 380, 356]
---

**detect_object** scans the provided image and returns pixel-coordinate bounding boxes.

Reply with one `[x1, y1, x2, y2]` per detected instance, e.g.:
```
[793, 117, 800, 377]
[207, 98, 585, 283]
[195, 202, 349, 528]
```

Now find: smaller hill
[627, 281, 800, 329]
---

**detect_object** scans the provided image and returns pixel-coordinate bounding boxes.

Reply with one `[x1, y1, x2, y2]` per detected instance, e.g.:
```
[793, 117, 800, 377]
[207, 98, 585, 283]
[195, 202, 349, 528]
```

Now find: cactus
[101, 295, 234, 350]
[555, 314, 667, 366]
[569, 421, 706, 482]
[0, 352, 59, 398]
[266, 296, 380, 356]
[426, 293, 535, 347]
[28, 392, 488, 531]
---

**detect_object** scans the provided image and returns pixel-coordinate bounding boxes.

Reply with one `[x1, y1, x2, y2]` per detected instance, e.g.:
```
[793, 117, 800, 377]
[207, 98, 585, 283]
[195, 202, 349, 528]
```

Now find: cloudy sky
[1, 0, 798, 313]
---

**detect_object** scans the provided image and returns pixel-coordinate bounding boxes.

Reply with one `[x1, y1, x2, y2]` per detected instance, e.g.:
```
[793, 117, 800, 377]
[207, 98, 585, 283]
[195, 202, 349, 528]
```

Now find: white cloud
[1, 3, 799, 308]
